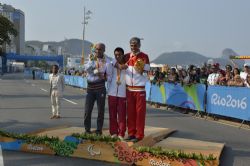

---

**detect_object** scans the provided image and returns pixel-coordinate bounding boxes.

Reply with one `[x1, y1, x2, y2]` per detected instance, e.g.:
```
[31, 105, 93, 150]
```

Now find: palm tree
[0, 15, 18, 47]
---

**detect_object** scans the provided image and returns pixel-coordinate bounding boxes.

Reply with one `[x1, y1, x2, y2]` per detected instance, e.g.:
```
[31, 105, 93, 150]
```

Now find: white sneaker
[118, 136, 124, 141]
[111, 134, 118, 138]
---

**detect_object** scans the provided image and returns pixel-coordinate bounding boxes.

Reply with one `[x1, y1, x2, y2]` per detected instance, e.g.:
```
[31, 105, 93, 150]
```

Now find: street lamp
[81, 7, 92, 65]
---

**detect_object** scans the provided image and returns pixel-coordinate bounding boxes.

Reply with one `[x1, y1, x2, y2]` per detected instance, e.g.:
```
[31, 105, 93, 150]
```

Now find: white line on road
[31, 84, 35, 86]
[0, 145, 4, 166]
[40, 88, 48, 92]
[63, 98, 78, 105]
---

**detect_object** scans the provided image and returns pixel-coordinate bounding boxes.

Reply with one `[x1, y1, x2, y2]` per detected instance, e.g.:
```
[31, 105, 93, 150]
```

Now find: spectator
[244, 74, 250, 87]
[188, 65, 200, 84]
[162, 71, 168, 80]
[32, 69, 35, 80]
[225, 64, 233, 74]
[199, 67, 208, 84]
[177, 66, 185, 83]
[224, 72, 233, 85]
[148, 70, 154, 82]
[152, 70, 160, 83]
[240, 63, 250, 83]
[159, 72, 167, 83]
[233, 68, 240, 77]
[216, 70, 227, 86]
[207, 64, 219, 85]
[228, 74, 244, 87]
[167, 67, 179, 83]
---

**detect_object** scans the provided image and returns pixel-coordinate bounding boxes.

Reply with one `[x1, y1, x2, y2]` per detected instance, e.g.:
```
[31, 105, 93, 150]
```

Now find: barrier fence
[207, 86, 250, 121]
[24, 70, 250, 121]
[149, 83, 206, 112]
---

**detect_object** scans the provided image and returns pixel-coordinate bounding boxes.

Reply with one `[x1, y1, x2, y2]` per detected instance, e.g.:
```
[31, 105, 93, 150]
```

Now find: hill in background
[152, 49, 245, 68]
[26, 39, 245, 68]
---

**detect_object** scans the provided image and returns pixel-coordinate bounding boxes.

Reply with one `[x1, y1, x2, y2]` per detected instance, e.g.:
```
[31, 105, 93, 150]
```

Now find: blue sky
[2, 0, 250, 60]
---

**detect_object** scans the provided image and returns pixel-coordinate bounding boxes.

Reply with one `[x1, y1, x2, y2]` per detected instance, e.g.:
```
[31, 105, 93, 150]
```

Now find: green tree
[0, 15, 18, 45]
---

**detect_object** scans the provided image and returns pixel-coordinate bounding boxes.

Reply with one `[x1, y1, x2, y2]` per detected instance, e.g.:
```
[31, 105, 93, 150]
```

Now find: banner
[24, 69, 31, 76]
[43, 73, 50, 80]
[63, 75, 87, 88]
[150, 83, 166, 104]
[145, 81, 151, 101]
[165, 83, 205, 112]
[148, 83, 205, 112]
[207, 86, 250, 121]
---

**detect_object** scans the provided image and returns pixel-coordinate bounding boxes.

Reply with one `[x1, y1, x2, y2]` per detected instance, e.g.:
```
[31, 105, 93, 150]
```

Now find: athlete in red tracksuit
[125, 37, 150, 142]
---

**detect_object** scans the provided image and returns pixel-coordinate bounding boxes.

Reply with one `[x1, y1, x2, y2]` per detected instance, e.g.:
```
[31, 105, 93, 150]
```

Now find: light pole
[81, 6, 92, 65]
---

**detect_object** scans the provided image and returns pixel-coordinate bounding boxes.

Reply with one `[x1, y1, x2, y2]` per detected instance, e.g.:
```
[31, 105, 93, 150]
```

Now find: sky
[2, 0, 250, 60]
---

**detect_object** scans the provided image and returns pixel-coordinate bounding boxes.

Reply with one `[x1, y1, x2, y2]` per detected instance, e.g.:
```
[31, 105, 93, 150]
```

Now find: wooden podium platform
[0, 126, 224, 166]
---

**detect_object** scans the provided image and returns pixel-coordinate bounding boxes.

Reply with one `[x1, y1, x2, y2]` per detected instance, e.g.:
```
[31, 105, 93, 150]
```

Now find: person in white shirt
[240, 63, 250, 84]
[107, 47, 127, 140]
[49, 65, 65, 119]
[207, 65, 219, 85]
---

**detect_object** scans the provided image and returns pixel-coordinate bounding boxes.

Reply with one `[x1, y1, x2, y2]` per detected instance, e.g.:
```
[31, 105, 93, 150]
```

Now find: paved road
[1, 73, 250, 166]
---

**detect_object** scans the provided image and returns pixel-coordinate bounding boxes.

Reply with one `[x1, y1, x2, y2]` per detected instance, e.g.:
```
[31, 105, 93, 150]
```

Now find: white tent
[150, 63, 163, 68]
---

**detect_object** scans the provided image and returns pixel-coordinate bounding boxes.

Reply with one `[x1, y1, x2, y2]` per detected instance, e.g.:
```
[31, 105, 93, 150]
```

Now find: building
[67, 56, 82, 69]
[0, 3, 25, 55]
[25, 45, 41, 55]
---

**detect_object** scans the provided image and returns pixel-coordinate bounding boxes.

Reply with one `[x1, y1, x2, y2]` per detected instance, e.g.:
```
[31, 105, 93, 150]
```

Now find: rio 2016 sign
[149, 159, 171, 166]
[207, 86, 250, 121]
[211, 94, 247, 110]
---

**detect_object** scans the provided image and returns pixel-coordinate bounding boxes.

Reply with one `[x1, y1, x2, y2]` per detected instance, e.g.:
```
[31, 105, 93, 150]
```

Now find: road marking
[39, 87, 78, 105]
[0, 145, 4, 166]
[40, 88, 48, 92]
[31, 84, 35, 86]
[63, 98, 78, 105]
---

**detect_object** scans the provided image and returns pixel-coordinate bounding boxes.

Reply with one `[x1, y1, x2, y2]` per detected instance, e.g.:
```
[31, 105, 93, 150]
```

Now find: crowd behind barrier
[23, 69, 250, 122]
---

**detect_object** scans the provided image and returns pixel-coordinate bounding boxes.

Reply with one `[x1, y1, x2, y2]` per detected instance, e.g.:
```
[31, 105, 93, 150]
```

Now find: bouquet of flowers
[134, 58, 145, 74]
[89, 44, 97, 61]
[88, 44, 99, 74]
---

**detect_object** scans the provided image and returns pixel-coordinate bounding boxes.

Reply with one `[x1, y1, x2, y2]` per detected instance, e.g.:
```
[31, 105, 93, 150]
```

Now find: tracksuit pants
[51, 90, 62, 116]
[108, 95, 126, 137]
[126, 90, 146, 140]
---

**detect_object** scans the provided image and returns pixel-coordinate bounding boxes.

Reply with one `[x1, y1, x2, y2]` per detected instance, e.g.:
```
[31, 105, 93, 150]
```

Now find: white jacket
[107, 61, 126, 98]
[49, 73, 65, 97]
